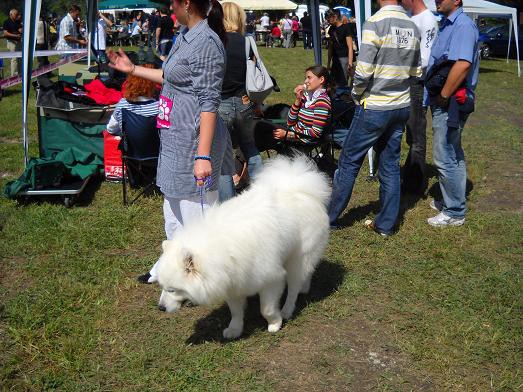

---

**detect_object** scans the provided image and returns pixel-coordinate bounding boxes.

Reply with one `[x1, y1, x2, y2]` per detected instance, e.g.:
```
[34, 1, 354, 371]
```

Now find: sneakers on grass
[364, 219, 389, 237]
[429, 199, 443, 211]
[427, 212, 465, 227]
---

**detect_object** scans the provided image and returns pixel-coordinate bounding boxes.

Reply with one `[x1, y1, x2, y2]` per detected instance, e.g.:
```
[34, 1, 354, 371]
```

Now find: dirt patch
[0, 137, 20, 144]
[474, 159, 523, 213]
[247, 315, 434, 391]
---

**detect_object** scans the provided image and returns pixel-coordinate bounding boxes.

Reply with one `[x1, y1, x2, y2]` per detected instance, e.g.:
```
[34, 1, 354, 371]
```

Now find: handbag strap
[245, 35, 261, 63]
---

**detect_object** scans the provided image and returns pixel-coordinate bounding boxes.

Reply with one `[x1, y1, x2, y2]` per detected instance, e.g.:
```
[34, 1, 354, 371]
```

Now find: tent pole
[513, 11, 521, 77]
[310, 0, 322, 65]
[21, 0, 42, 167]
[507, 17, 512, 63]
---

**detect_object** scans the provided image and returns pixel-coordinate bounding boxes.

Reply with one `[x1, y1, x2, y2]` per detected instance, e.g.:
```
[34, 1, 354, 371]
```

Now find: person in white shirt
[55, 5, 87, 53]
[281, 15, 293, 48]
[93, 12, 113, 61]
[260, 12, 270, 30]
[401, 0, 439, 195]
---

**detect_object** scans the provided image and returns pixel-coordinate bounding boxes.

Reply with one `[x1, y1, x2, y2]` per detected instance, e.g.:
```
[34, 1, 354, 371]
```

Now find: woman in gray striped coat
[107, 0, 233, 284]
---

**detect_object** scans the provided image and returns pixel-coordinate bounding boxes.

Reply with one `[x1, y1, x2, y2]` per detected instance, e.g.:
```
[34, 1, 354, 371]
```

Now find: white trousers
[148, 191, 218, 282]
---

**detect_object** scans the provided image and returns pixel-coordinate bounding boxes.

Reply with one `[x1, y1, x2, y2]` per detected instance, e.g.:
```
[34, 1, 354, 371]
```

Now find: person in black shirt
[218, 2, 263, 201]
[3, 9, 22, 76]
[149, 10, 159, 47]
[156, 7, 174, 59]
[326, 9, 355, 87]
[245, 11, 256, 37]
[300, 11, 312, 49]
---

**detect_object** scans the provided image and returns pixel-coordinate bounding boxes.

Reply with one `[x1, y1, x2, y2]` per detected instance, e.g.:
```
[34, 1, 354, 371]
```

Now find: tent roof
[425, 0, 517, 15]
[219, 0, 298, 11]
[98, 0, 165, 10]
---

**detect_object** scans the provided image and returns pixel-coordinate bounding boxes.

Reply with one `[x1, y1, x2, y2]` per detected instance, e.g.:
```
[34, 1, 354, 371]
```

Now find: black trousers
[403, 77, 427, 194]
[254, 120, 284, 152]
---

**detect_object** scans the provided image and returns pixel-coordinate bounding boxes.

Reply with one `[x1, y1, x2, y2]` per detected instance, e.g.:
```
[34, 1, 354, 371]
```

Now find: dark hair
[160, 7, 169, 15]
[70, 4, 81, 13]
[306, 65, 332, 91]
[189, 0, 226, 44]
[209, 0, 227, 43]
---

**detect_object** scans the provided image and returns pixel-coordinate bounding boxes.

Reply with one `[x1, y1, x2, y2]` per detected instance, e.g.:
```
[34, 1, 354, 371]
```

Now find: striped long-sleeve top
[106, 97, 159, 135]
[286, 90, 331, 144]
[352, 5, 422, 111]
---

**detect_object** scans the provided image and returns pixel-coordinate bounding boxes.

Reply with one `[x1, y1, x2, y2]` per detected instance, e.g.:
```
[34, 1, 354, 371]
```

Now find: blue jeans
[431, 106, 468, 218]
[328, 105, 410, 234]
[218, 96, 263, 202]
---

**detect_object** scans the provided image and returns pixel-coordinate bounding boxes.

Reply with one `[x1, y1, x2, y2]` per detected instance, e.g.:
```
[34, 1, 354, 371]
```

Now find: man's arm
[327, 33, 333, 68]
[440, 60, 471, 99]
[3, 23, 21, 40]
[438, 23, 477, 104]
[346, 35, 354, 70]
[3, 30, 21, 40]
[352, 21, 380, 103]
[99, 13, 113, 28]
[156, 26, 161, 46]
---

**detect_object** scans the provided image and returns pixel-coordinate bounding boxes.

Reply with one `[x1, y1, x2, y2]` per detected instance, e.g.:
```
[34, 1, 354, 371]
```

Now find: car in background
[479, 24, 523, 59]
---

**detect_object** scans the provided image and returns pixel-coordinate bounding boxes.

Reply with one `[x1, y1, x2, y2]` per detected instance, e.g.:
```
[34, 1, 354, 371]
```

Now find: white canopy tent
[219, 0, 298, 11]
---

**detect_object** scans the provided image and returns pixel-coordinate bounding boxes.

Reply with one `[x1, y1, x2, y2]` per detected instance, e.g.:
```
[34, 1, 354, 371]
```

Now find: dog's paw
[223, 327, 242, 339]
[281, 306, 294, 320]
[267, 320, 282, 333]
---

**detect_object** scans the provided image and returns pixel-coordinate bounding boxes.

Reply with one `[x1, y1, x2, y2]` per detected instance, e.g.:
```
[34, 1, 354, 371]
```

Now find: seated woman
[106, 63, 159, 135]
[255, 65, 332, 152]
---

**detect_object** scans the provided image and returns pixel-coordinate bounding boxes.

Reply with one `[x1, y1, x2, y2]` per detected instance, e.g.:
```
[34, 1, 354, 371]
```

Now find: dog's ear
[162, 240, 171, 252]
[183, 253, 198, 275]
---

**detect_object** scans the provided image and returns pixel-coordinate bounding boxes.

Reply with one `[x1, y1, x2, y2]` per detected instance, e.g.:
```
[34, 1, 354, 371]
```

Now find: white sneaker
[430, 199, 444, 211]
[427, 212, 465, 227]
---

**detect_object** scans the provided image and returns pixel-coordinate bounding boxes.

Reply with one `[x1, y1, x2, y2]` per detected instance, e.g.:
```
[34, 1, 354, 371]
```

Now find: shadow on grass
[185, 259, 346, 344]
[479, 67, 504, 74]
[335, 200, 381, 228]
[14, 175, 103, 208]
[426, 163, 474, 201]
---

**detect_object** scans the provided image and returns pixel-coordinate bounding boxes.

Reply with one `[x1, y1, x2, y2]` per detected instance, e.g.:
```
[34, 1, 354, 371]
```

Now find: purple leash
[195, 176, 212, 215]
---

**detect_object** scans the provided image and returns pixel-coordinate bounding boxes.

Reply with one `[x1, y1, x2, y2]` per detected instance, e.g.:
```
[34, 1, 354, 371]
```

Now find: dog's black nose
[158, 305, 166, 312]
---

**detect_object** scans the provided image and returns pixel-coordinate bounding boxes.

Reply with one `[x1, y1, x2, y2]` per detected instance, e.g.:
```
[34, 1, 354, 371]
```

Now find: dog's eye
[166, 288, 176, 293]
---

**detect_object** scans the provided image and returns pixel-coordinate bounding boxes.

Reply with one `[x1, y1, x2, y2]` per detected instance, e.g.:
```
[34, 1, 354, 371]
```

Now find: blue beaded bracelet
[194, 155, 211, 161]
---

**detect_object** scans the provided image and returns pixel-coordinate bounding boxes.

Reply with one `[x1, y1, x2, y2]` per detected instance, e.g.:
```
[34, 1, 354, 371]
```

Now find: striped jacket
[352, 5, 422, 111]
[286, 91, 331, 143]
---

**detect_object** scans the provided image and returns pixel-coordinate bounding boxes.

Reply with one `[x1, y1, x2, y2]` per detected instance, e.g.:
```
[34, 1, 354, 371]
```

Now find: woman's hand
[194, 159, 212, 187]
[293, 84, 304, 100]
[106, 48, 135, 74]
[273, 128, 287, 140]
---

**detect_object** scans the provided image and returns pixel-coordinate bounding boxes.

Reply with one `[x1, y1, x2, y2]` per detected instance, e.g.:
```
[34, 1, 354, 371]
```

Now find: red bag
[103, 130, 124, 181]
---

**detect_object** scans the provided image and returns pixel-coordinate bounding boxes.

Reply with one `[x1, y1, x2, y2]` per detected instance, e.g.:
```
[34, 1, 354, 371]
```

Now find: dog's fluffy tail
[253, 154, 331, 207]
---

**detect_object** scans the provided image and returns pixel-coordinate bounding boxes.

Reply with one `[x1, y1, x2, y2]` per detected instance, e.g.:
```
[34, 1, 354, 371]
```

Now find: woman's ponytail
[207, 0, 227, 44]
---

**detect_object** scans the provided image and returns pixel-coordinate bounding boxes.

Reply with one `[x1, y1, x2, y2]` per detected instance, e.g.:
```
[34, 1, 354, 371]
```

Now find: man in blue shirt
[426, 0, 479, 227]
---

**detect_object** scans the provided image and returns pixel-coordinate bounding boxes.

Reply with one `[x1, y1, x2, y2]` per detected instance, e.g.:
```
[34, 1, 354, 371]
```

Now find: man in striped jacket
[329, 0, 422, 236]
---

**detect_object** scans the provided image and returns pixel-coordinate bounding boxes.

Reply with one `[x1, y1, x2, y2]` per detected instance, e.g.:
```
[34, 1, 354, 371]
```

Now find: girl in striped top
[106, 63, 159, 135]
[256, 65, 332, 151]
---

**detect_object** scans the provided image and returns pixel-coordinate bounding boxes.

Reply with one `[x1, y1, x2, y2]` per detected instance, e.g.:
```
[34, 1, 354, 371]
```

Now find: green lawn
[0, 48, 522, 391]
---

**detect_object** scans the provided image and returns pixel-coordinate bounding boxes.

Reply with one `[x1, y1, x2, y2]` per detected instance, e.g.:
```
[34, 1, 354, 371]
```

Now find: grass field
[0, 47, 522, 391]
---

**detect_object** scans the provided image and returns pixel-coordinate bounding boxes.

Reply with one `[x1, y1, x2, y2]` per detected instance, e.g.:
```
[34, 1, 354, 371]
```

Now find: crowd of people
[3, 0, 479, 247]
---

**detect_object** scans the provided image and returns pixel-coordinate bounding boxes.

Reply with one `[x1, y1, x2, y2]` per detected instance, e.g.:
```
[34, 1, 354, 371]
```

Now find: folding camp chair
[120, 108, 160, 205]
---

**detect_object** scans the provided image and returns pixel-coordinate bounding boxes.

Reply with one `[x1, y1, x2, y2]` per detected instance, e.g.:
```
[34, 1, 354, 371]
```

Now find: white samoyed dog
[156, 155, 331, 339]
